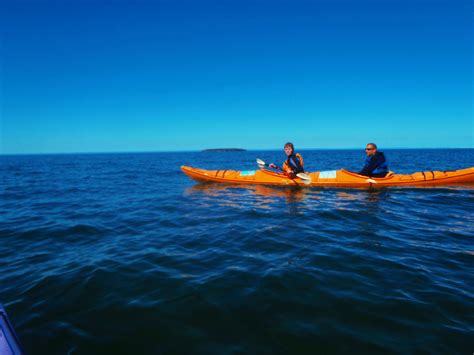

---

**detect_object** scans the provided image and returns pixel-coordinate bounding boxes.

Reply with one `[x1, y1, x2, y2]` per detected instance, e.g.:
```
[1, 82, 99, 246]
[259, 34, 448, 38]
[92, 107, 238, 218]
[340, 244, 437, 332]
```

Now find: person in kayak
[358, 143, 389, 177]
[269, 142, 304, 178]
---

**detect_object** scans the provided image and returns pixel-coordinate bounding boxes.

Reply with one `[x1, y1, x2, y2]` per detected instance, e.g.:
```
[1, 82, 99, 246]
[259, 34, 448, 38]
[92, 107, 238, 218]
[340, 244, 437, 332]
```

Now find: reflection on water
[185, 183, 391, 213]
[186, 183, 309, 203]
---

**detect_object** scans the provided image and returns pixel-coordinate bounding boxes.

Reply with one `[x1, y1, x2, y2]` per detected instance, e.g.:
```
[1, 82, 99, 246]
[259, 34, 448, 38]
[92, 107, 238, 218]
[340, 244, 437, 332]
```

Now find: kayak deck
[181, 165, 474, 187]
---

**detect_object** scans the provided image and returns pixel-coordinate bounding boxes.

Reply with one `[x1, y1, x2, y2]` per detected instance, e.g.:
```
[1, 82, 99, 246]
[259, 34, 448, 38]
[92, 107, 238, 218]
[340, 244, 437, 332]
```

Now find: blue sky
[1, 0, 472, 154]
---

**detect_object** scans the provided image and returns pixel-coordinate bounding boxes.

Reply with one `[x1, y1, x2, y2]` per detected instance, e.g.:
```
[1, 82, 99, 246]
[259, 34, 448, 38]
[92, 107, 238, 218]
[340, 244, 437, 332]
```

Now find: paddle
[256, 158, 312, 184]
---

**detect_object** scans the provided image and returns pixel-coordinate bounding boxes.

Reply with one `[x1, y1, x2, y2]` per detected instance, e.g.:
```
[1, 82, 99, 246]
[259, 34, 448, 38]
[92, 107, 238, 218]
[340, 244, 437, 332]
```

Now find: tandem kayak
[0, 304, 23, 355]
[181, 165, 474, 188]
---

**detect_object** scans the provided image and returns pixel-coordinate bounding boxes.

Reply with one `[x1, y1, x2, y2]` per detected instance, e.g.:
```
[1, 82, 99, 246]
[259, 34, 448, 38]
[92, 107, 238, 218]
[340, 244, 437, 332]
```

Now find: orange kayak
[181, 165, 474, 188]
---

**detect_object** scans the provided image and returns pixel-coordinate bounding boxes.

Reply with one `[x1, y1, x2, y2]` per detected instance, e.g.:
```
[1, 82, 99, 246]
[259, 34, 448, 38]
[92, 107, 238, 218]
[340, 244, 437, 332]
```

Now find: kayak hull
[181, 166, 474, 188]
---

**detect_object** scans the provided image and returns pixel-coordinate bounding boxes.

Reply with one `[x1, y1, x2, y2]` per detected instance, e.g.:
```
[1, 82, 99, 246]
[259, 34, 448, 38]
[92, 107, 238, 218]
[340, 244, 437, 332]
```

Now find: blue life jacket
[364, 152, 388, 176]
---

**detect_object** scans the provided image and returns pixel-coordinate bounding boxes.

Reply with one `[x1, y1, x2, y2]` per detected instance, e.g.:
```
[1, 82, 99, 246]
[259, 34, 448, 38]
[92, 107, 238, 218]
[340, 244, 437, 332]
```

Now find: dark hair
[284, 142, 294, 150]
[367, 143, 377, 149]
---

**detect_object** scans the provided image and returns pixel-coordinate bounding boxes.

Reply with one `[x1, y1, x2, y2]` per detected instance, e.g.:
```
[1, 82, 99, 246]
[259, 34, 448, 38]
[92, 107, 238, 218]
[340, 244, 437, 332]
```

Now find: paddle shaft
[257, 158, 311, 183]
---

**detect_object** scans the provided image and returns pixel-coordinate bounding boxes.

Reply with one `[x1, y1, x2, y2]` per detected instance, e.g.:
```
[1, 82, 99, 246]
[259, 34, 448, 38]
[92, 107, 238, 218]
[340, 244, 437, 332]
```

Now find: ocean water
[1, 149, 473, 354]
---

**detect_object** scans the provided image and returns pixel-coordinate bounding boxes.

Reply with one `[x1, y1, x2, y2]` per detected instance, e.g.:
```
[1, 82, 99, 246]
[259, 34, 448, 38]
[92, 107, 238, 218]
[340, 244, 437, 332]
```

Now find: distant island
[202, 148, 247, 152]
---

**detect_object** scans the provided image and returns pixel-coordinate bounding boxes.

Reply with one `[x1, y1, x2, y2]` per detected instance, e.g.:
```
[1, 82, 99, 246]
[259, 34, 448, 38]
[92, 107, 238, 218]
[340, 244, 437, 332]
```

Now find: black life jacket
[286, 153, 304, 173]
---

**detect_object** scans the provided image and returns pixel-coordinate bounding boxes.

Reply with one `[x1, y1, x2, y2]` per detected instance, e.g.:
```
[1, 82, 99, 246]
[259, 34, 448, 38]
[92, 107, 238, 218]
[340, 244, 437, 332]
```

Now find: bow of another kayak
[0, 304, 24, 355]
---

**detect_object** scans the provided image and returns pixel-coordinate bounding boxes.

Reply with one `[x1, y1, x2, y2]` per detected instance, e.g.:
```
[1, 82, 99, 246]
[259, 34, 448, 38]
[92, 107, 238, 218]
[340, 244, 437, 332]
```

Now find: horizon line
[1, 147, 473, 156]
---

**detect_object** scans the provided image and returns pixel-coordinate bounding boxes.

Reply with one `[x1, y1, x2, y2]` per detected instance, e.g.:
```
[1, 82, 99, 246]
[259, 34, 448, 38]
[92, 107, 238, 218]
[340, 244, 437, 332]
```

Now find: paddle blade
[256, 158, 266, 168]
[297, 173, 312, 184]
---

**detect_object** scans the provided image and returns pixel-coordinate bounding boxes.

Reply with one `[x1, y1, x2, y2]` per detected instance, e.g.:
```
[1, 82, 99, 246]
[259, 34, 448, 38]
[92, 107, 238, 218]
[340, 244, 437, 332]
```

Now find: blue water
[1, 149, 473, 354]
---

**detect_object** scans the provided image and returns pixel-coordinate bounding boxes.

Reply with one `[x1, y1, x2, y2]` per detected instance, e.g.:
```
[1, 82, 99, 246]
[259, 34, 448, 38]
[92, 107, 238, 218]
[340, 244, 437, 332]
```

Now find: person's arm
[359, 155, 384, 176]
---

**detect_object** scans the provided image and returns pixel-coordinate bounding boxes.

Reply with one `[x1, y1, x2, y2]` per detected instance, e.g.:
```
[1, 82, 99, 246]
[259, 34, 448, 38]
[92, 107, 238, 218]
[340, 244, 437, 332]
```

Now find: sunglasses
[365, 148, 374, 151]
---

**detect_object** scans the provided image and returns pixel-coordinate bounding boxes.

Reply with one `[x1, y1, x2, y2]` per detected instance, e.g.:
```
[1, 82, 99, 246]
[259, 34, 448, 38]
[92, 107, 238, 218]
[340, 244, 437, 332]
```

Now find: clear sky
[1, 0, 472, 154]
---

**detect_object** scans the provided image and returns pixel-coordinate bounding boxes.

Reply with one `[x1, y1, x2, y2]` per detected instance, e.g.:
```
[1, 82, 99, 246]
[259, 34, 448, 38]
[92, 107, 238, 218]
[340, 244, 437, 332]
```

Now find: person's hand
[287, 170, 296, 179]
[269, 163, 276, 169]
